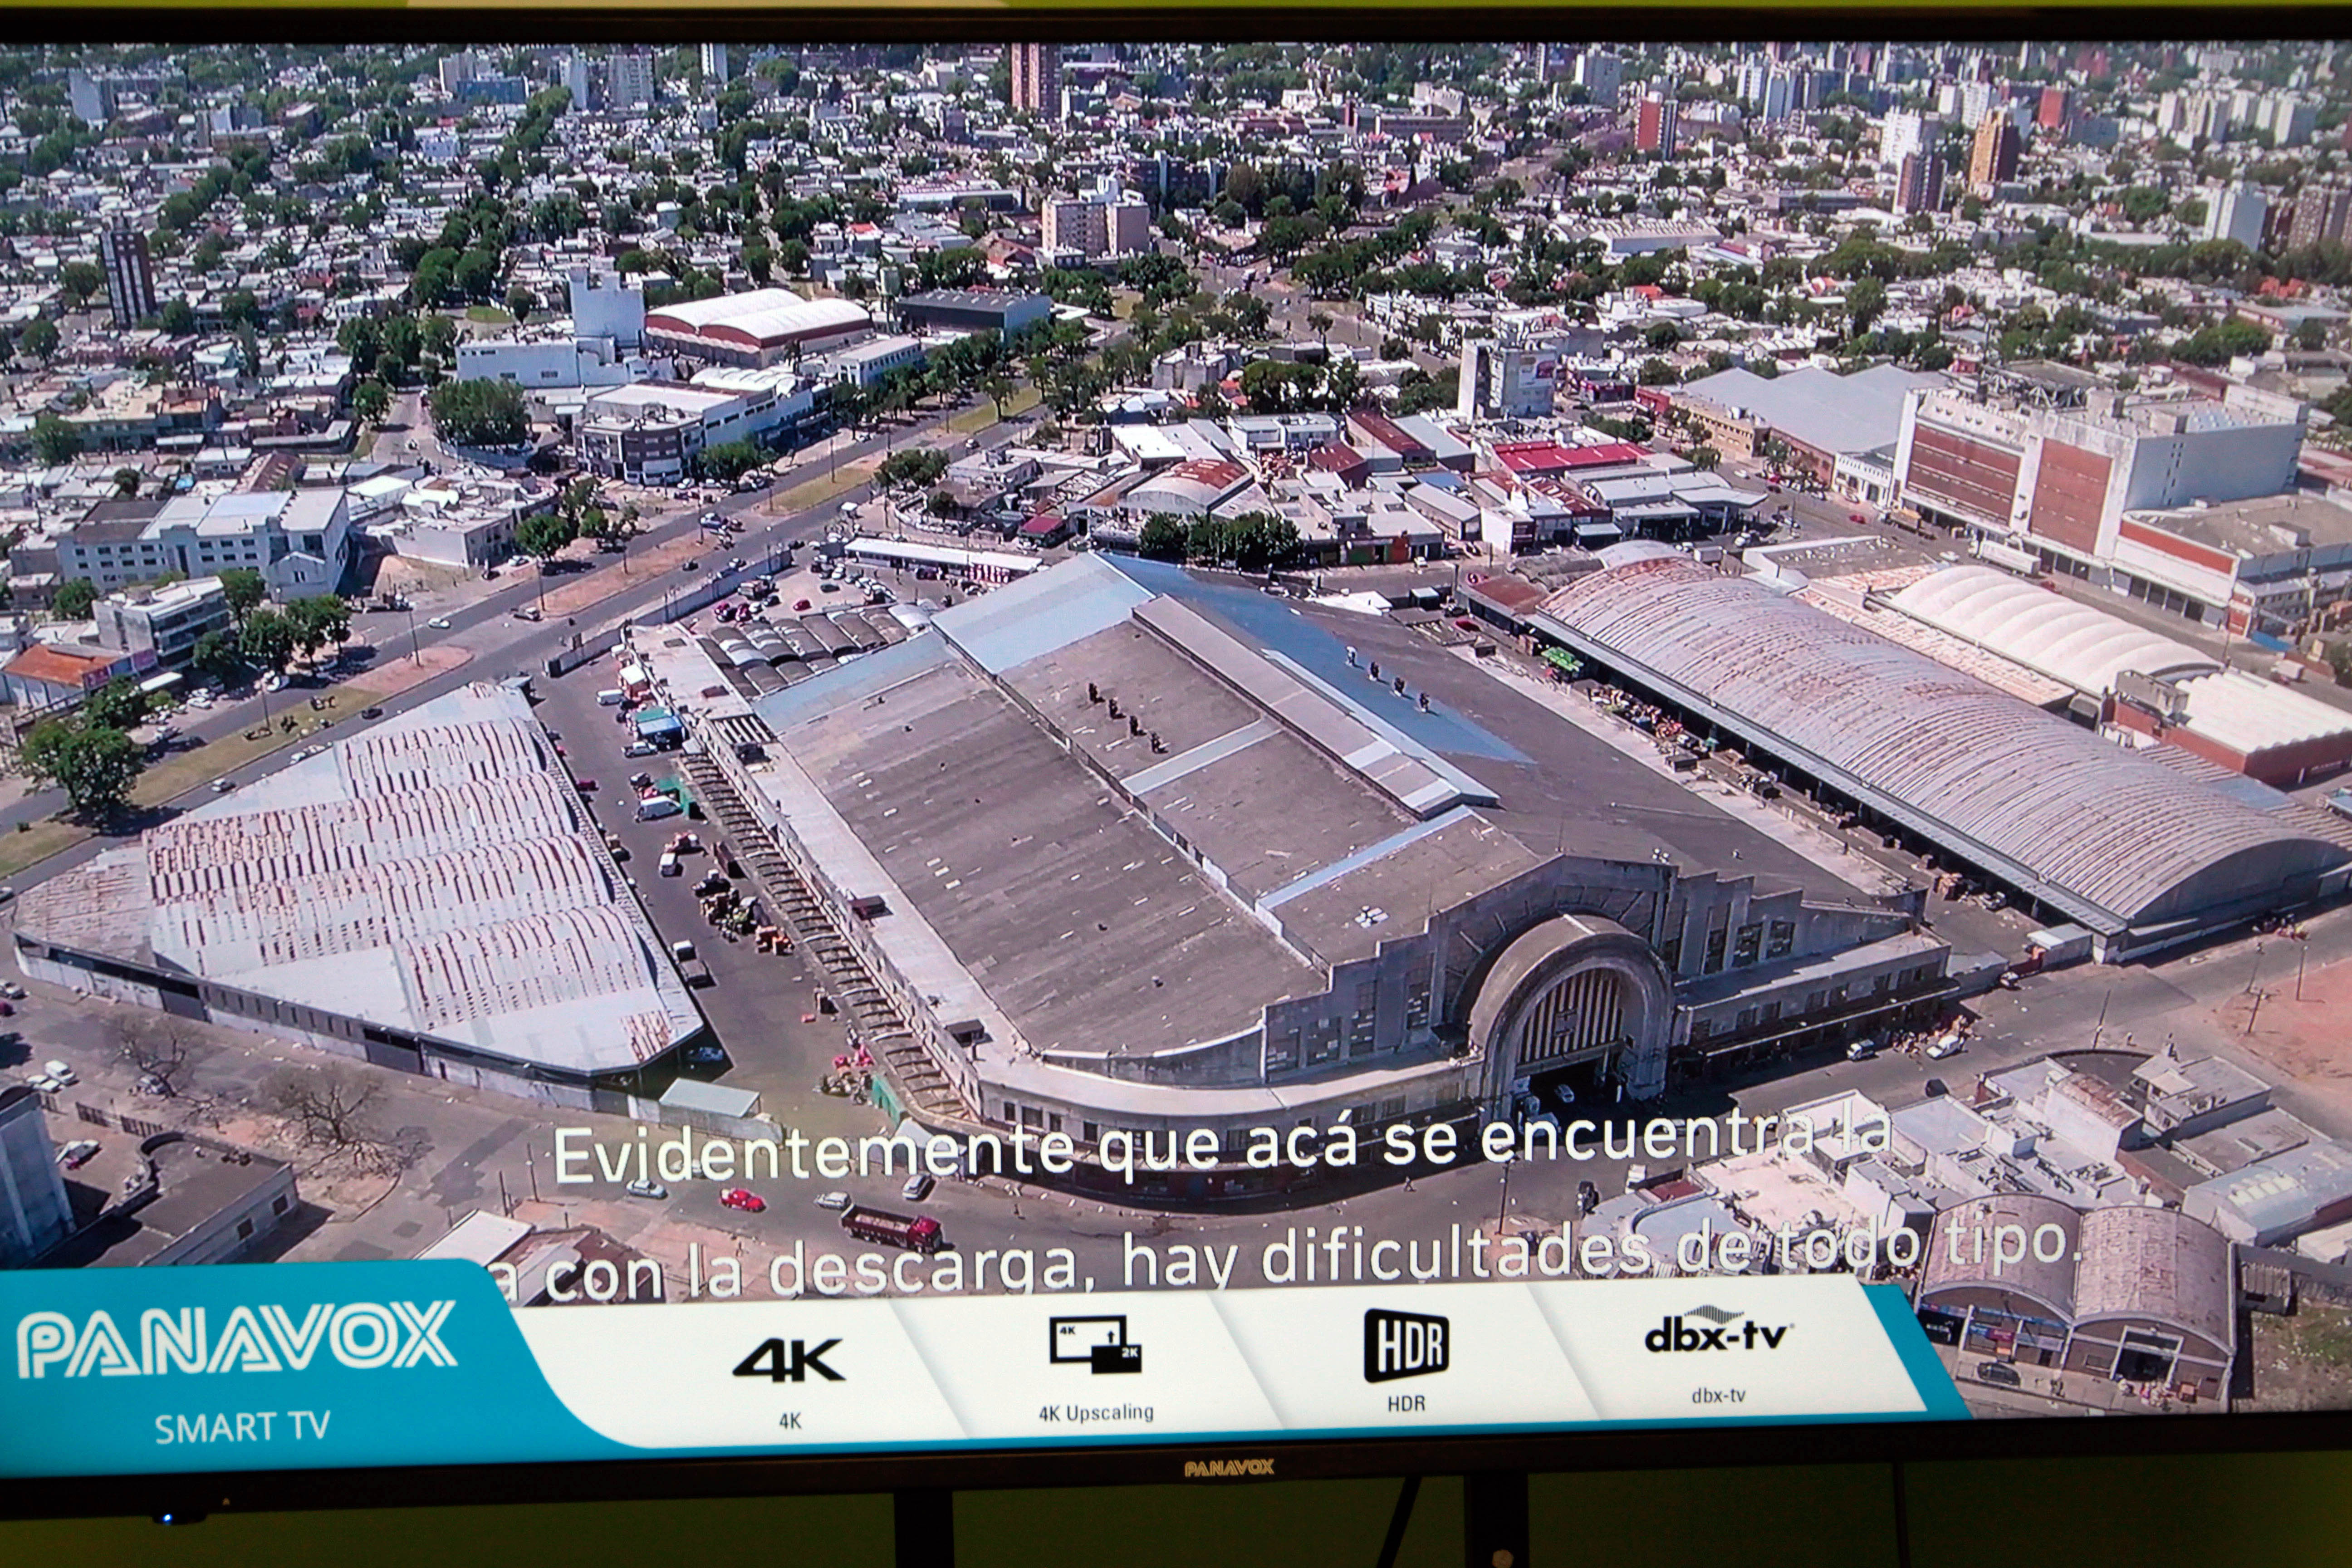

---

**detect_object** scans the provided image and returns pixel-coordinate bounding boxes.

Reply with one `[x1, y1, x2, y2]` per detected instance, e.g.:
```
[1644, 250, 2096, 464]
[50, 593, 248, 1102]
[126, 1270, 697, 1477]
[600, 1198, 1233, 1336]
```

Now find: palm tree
[1308, 310, 1334, 353]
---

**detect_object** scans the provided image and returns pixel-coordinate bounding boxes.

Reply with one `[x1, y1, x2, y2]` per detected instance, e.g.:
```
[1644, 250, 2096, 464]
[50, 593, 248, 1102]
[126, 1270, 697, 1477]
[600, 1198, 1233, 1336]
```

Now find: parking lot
[529, 647, 887, 1156]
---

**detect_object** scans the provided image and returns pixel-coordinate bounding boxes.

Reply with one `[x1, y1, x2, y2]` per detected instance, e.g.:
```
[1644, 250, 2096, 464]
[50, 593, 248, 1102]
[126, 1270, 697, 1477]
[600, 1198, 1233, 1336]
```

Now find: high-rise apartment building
[1969, 114, 2020, 189]
[1635, 94, 1679, 157]
[99, 228, 158, 328]
[1009, 43, 1062, 116]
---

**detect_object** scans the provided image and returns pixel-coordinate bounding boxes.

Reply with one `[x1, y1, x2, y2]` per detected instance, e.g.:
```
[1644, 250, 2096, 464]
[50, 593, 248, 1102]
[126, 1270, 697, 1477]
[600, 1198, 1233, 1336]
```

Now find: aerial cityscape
[7, 37, 2352, 1419]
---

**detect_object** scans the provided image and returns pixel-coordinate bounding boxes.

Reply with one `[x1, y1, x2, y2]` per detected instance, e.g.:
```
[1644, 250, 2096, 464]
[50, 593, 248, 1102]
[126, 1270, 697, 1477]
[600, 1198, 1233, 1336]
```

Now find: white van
[635, 795, 683, 822]
[597, 689, 626, 707]
[658, 850, 681, 877]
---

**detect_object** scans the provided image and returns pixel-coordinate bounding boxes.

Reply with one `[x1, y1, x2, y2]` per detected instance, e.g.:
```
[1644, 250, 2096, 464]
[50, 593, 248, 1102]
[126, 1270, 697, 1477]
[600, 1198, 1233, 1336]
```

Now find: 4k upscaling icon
[1050, 1315, 1142, 1374]
[1363, 1309, 1450, 1383]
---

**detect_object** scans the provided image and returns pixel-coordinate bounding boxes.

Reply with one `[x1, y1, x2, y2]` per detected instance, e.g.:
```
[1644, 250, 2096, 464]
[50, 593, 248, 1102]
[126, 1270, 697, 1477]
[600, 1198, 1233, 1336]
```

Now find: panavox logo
[15, 1303, 457, 1379]
[1183, 1456, 1277, 1479]
[1644, 1305, 1790, 1354]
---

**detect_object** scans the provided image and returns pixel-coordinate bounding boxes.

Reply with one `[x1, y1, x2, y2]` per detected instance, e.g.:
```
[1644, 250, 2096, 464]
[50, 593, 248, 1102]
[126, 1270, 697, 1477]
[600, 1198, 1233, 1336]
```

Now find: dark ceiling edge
[5, 6, 2352, 46]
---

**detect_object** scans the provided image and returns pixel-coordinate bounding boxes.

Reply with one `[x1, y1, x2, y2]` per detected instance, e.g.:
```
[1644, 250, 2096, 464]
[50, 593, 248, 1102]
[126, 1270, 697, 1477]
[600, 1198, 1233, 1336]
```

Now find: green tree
[83, 675, 149, 732]
[239, 608, 298, 673]
[218, 568, 269, 625]
[58, 259, 105, 309]
[1137, 514, 1190, 562]
[20, 719, 142, 818]
[513, 510, 577, 605]
[31, 412, 81, 466]
[286, 595, 352, 664]
[350, 378, 392, 423]
[428, 377, 530, 447]
[191, 628, 242, 682]
[112, 467, 141, 497]
[696, 440, 768, 481]
[51, 578, 98, 619]
[20, 315, 59, 362]
[1846, 277, 1889, 338]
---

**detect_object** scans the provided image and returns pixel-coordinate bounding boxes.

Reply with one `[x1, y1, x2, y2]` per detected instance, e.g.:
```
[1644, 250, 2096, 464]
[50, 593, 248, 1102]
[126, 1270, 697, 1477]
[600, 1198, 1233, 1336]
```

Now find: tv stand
[1462, 1470, 1529, 1568]
[894, 1487, 954, 1568]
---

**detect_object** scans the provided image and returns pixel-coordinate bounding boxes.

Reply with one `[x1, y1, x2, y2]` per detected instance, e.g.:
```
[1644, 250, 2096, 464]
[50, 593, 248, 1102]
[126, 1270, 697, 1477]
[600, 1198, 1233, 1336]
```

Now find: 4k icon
[734, 1337, 844, 1383]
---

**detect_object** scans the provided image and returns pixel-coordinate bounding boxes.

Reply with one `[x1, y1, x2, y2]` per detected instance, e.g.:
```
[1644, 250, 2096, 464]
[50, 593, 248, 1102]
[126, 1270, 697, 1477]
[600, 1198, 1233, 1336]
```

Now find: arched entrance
[1466, 914, 1676, 1102]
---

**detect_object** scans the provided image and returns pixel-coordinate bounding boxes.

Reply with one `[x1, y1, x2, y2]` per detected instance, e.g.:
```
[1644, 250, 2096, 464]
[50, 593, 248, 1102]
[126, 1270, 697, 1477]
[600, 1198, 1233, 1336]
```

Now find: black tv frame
[6, 5, 2352, 1536]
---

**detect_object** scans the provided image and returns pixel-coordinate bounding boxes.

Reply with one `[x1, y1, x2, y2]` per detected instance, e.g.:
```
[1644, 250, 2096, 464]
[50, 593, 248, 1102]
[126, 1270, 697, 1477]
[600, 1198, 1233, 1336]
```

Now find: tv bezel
[5, 4, 2351, 1520]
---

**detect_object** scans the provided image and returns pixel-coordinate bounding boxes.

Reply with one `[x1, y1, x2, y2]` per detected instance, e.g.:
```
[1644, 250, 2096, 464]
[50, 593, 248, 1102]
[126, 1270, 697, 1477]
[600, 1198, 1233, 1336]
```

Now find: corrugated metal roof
[1534, 554, 2351, 932]
[1887, 566, 2215, 697]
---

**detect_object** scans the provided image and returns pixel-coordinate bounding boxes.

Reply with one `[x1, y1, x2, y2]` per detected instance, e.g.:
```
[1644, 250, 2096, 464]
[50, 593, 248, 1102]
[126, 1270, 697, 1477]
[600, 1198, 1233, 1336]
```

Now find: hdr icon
[1364, 1308, 1448, 1406]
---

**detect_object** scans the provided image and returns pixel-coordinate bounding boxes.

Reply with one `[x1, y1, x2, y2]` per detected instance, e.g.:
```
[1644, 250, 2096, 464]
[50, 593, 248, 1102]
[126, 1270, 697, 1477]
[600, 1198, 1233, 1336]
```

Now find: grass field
[946, 386, 1041, 434]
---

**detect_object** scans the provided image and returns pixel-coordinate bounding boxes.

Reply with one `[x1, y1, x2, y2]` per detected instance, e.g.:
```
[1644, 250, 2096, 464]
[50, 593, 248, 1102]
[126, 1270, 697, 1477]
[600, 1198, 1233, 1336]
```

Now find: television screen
[5, 26, 2352, 1520]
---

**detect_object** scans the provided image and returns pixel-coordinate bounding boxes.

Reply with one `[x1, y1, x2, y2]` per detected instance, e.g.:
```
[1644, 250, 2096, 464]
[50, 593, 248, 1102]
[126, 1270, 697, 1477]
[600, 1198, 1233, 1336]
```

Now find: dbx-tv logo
[16, 1303, 457, 1378]
[1363, 1309, 1449, 1383]
[1644, 1305, 1789, 1353]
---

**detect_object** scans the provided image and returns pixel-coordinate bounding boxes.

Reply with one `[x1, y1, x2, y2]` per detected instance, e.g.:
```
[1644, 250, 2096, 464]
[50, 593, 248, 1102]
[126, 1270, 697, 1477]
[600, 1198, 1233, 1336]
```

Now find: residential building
[1896, 150, 1945, 216]
[607, 49, 657, 108]
[92, 576, 233, 669]
[1573, 48, 1624, 110]
[2206, 184, 2269, 249]
[99, 228, 159, 329]
[55, 489, 353, 600]
[1009, 42, 1061, 116]
[699, 42, 730, 84]
[1968, 115, 2021, 190]
[1636, 94, 1679, 157]
[2290, 183, 2352, 250]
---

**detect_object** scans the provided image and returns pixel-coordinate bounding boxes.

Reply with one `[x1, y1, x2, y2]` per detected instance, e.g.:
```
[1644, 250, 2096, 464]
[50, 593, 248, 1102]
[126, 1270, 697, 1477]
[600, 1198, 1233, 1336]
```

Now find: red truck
[841, 1206, 944, 1254]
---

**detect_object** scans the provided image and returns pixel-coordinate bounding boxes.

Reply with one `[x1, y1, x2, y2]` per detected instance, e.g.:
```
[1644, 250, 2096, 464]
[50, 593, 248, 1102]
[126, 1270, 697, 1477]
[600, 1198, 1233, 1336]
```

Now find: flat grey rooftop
[763, 647, 1320, 1059]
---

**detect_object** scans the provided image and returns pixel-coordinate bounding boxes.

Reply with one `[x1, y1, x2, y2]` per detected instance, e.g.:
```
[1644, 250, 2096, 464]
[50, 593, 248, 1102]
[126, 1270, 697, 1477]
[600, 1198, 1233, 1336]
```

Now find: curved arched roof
[1922, 1195, 2080, 1318]
[2074, 1206, 2233, 1350]
[1534, 554, 2348, 934]
[1887, 566, 2218, 697]
[644, 291, 870, 348]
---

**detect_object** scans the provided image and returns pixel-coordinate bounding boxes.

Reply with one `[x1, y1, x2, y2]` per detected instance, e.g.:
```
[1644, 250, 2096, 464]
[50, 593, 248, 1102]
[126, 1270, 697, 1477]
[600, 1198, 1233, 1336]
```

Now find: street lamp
[406, 603, 421, 666]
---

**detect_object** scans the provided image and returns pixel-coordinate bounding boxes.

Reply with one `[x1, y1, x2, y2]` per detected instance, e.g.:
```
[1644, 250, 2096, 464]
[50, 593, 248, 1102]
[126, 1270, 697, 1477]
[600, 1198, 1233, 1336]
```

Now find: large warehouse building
[641, 289, 872, 368]
[10, 685, 703, 1107]
[1529, 546, 2352, 959]
[1884, 565, 2352, 787]
[627, 554, 1962, 1199]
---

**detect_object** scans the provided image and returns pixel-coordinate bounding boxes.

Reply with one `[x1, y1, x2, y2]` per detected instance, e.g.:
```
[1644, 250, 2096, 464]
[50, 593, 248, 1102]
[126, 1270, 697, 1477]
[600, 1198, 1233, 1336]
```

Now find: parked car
[57, 1140, 101, 1169]
[902, 1172, 936, 1204]
[211, 778, 237, 793]
[720, 1187, 765, 1213]
[1846, 1038, 1878, 1062]
[815, 1191, 852, 1212]
[1975, 1361, 2024, 1388]
[44, 1061, 78, 1086]
[1926, 1034, 1965, 1060]
[573, 777, 598, 792]
[360, 707, 384, 720]
[0, 982, 23, 1000]
[625, 740, 657, 757]
[625, 1179, 670, 1200]
[513, 605, 543, 622]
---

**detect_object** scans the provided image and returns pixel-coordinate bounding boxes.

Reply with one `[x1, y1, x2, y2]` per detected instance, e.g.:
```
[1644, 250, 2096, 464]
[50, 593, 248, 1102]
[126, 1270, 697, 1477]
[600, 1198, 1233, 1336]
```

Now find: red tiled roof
[5, 644, 115, 687]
